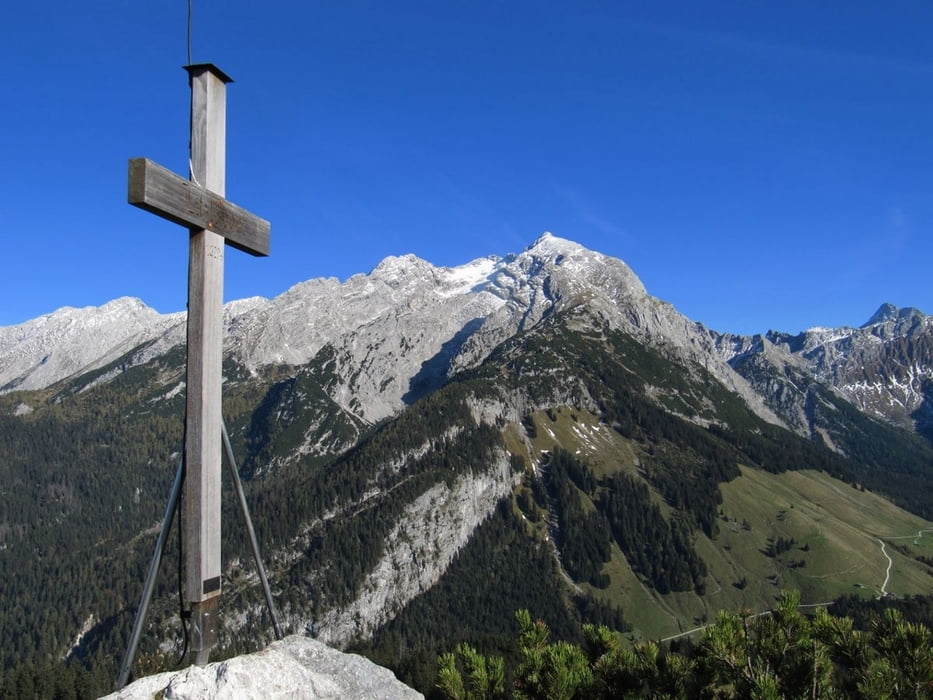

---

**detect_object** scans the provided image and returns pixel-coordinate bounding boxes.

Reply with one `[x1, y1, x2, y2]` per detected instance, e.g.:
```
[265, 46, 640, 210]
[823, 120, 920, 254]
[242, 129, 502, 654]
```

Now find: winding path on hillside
[876, 528, 933, 596]
[659, 602, 835, 643]
[885, 528, 933, 544]
[877, 539, 893, 596]
[659, 527, 933, 642]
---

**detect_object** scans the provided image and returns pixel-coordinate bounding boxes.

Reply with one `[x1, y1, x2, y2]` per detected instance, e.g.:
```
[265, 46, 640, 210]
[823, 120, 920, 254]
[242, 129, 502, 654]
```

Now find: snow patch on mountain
[435, 255, 500, 298]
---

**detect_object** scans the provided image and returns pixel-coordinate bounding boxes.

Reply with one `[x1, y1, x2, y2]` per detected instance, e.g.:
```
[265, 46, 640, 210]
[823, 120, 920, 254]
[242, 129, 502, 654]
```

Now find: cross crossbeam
[128, 157, 269, 256]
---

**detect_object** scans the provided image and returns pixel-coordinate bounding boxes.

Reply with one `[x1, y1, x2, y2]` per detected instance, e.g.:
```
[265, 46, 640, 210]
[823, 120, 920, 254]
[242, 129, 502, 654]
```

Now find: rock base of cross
[104, 635, 424, 700]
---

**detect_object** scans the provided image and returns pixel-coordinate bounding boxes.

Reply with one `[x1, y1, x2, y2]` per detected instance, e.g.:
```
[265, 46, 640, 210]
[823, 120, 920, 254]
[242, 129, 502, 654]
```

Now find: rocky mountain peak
[862, 303, 926, 328]
[729, 301, 933, 437]
[525, 231, 583, 255]
[0, 297, 183, 393]
[370, 253, 433, 280]
[513, 231, 647, 302]
[864, 302, 899, 326]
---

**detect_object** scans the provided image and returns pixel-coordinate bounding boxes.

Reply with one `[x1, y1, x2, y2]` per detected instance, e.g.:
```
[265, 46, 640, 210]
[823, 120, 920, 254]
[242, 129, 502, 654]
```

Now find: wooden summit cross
[127, 64, 269, 665]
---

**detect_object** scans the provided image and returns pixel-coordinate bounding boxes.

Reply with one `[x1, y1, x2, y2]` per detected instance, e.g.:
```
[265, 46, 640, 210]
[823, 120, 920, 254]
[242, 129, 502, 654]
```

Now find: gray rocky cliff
[311, 439, 521, 646]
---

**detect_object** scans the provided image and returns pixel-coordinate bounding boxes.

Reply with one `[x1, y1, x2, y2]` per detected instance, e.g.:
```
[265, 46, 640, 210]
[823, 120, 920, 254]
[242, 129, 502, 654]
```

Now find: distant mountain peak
[526, 231, 582, 255]
[370, 252, 432, 277]
[0, 297, 183, 393]
[862, 303, 926, 328]
[864, 303, 899, 326]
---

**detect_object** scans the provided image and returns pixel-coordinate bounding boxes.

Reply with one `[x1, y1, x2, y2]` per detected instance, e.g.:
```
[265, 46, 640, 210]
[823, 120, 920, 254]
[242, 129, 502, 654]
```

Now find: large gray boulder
[101, 635, 423, 700]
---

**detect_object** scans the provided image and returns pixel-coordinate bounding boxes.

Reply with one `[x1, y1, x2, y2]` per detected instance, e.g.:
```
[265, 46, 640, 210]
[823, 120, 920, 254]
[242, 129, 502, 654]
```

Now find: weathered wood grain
[128, 157, 269, 257]
[182, 64, 229, 610]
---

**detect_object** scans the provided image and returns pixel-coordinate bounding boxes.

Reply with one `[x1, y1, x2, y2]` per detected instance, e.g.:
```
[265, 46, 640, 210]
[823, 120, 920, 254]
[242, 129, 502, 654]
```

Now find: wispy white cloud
[553, 185, 632, 242]
[836, 204, 912, 290]
[619, 16, 933, 77]
[882, 205, 911, 253]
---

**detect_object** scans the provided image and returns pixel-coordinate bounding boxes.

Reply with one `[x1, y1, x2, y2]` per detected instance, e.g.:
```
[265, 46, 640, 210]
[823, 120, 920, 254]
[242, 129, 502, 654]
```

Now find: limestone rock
[102, 635, 422, 700]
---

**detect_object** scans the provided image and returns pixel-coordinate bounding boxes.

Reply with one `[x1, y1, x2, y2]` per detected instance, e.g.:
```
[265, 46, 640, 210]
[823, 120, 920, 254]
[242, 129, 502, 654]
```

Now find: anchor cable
[175, 466, 189, 667]
[186, 0, 202, 188]
[187, 0, 193, 67]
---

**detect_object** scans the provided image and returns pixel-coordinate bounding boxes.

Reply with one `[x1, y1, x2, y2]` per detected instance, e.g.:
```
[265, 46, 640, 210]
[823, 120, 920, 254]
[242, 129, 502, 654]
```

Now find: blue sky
[2, 2, 932, 335]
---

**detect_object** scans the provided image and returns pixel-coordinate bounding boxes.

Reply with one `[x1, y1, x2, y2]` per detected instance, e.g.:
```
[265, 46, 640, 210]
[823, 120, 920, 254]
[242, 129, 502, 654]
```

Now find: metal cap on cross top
[184, 62, 234, 85]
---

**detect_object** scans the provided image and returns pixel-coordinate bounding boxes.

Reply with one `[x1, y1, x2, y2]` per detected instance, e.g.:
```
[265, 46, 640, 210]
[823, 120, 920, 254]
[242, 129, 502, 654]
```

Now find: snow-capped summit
[525, 231, 582, 254]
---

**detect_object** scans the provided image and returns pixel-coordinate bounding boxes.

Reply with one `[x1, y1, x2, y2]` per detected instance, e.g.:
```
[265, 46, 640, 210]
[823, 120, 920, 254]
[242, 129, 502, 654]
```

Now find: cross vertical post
[125, 62, 269, 674]
[183, 63, 229, 665]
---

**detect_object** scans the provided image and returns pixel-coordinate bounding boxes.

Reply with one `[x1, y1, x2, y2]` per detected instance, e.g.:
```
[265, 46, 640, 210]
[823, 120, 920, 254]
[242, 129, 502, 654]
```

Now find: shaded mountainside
[1, 234, 932, 696]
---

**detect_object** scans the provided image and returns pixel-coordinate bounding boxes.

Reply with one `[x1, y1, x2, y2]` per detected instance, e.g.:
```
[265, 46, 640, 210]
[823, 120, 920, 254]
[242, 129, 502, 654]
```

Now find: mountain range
[4, 234, 930, 437]
[1, 233, 931, 693]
